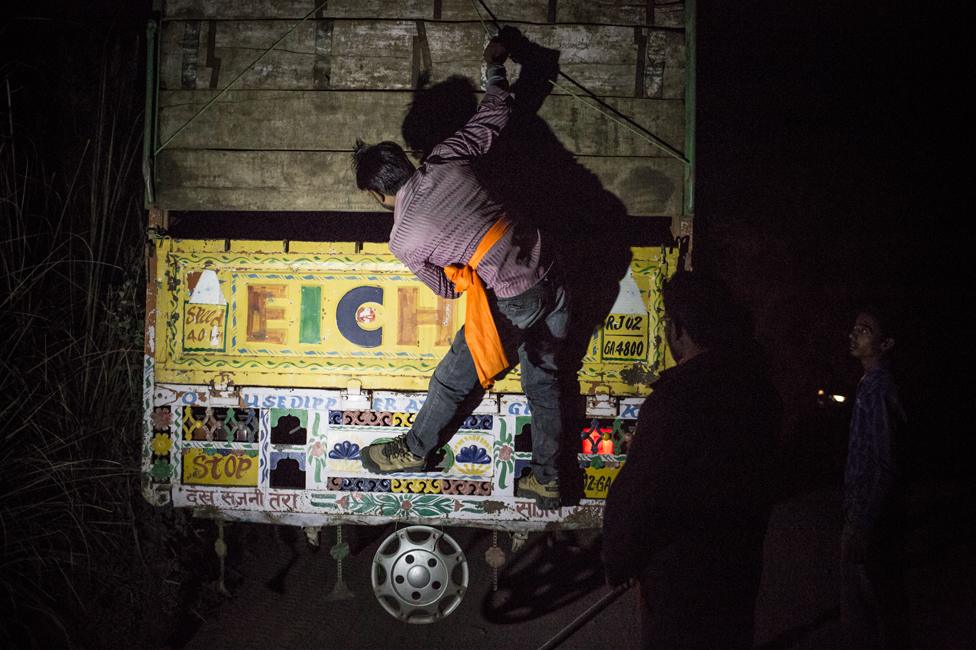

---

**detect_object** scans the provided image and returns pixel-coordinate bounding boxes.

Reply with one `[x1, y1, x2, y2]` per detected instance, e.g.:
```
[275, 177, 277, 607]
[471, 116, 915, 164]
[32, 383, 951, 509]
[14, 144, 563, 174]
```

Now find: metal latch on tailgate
[341, 379, 371, 411]
[585, 385, 617, 417]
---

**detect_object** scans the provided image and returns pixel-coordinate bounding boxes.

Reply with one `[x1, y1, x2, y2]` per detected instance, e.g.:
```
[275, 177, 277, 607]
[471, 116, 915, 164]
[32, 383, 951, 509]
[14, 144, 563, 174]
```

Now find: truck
[141, 0, 694, 623]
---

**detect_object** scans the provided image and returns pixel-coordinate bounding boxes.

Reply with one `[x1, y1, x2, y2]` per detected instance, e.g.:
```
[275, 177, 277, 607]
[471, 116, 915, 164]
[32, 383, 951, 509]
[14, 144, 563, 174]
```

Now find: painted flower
[400, 499, 413, 511]
[453, 500, 464, 512]
[497, 444, 513, 461]
[150, 460, 173, 481]
[150, 408, 173, 429]
[150, 433, 173, 456]
[336, 495, 350, 509]
[329, 440, 361, 460]
[456, 445, 490, 464]
[310, 441, 324, 457]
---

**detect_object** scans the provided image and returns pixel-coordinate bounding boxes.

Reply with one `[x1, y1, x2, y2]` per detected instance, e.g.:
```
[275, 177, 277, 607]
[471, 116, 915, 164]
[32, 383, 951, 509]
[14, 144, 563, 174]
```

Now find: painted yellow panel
[153, 239, 677, 394]
[228, 240, 286, 253]
[289, 241, 358, 255]
[182, 448, 259, 486]
[583, 466, 620, 499]
[360, 242, 392, 255]
[183, 303, 227, 351]
[172, 238, 226, 252]
[601, 313, 649, 361]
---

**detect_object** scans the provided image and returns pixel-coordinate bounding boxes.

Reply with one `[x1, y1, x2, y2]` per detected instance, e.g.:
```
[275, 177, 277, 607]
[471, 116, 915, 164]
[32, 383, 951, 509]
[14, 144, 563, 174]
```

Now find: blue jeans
[405, 274, 569, 484]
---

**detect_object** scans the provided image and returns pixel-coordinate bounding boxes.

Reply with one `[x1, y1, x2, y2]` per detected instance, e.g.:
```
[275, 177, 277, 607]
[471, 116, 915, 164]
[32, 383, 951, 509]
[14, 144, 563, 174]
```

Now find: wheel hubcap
[371, 525, 468, 623]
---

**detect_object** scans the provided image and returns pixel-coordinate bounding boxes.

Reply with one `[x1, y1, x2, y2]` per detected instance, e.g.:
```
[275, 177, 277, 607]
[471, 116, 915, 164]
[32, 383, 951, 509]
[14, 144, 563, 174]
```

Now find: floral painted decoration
[329, 440, 361, 460]
[150, 433, 173, 456]
[456, 445, 490, 464]
[492, 419, 515, 489]
[150, 407, 173, 429]
[150, 460, 174, 481]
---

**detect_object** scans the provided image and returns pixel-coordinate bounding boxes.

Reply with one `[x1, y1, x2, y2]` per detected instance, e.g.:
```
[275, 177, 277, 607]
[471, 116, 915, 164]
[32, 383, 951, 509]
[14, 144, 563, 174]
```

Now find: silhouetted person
[602, 272, 781, 649]
[350, 31, 569, 508]
[842, 305, 909, 649]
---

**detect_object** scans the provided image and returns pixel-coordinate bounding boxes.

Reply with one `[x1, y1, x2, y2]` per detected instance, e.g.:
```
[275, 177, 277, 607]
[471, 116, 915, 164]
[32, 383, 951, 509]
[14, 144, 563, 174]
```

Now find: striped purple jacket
[389, 78, 549, 299]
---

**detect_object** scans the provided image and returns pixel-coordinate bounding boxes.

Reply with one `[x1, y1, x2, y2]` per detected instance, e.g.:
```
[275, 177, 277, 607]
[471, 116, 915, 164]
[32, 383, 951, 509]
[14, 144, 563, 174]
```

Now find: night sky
[696, 2, 970, 470]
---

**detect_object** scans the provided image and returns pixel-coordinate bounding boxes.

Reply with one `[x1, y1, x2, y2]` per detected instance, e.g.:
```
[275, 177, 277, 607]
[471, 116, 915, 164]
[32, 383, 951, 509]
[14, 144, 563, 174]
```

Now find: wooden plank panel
[329, 21, 419, 89]
[158, 89, 684, 157]
[155, 150, 683, 215]
[541, 95, 684, 156]
[415, 21, 655, 96]
[641, 28, 686, 99]
[555, 0, 685, 28]
[443, 0, 685, 26]
[581, 155, 684, 216]
[653, 1, 685, 28]
[555, 0, 644, 26]
[156, 150, 374, 212]
[436, 0, 549, 22]
[159, 20, 684, 98]
[159, 90, 405, 150]
[161, 20, 319, 91]
[423, 21, 483, 78]
[521, 23, 638, 96]
[162, 0, 682, 25]
[163, 0, 437, 20]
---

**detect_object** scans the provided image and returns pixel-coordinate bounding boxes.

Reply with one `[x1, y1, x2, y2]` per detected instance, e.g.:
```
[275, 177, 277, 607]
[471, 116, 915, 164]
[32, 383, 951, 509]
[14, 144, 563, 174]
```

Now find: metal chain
[492, 529, 499, 592]
[335, 524, 344, 584]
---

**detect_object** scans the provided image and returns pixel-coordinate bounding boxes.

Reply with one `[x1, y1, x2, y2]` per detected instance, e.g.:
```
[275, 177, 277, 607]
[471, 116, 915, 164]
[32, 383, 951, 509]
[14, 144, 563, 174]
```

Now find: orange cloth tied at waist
[443, 216, 513, 389]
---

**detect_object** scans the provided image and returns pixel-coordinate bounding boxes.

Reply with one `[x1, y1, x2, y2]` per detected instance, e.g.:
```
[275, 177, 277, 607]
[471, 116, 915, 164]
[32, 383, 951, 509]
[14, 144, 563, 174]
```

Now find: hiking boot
[516, 471, 560, 509]
[360, 434, 426, 474]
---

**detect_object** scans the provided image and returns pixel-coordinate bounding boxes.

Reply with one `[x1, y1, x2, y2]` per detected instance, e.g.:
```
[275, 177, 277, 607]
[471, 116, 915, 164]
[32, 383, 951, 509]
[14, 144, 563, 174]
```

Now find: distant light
[829, 394, 846, 403]
[817, 389, 825, 396]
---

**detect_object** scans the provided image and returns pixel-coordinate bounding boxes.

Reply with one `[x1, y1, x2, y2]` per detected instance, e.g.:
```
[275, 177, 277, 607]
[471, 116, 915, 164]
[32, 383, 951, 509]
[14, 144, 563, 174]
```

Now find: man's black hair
[661, 271, 751, 350]
[351, 139, 415, 195]
[856, 302, 903, 345]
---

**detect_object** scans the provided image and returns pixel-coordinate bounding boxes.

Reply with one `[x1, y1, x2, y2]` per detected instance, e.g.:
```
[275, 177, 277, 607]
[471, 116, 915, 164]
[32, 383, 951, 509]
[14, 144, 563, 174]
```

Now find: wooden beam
[160, 19, 685, 98]
[155, 150, 683, 215]
[161, 0, 683, 26]
[157, 89, 684, 157]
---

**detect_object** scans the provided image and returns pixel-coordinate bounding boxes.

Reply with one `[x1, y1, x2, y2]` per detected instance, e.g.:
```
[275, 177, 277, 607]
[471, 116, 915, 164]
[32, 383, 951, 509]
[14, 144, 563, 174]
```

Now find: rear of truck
[140, 0, 693, 617]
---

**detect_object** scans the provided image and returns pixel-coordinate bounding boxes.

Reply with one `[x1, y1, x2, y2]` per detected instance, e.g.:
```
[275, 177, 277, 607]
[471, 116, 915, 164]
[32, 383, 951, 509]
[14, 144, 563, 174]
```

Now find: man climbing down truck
[351, 31, 571, 509]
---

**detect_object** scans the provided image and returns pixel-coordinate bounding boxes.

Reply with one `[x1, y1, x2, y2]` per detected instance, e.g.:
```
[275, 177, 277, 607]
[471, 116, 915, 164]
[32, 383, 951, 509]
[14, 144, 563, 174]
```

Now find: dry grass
[0, 31, 191, 648]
